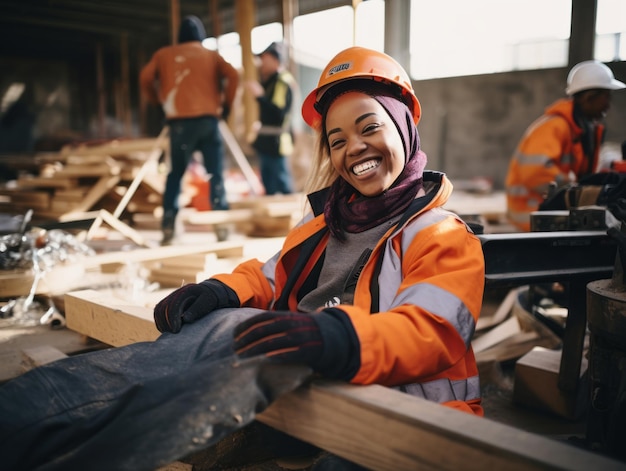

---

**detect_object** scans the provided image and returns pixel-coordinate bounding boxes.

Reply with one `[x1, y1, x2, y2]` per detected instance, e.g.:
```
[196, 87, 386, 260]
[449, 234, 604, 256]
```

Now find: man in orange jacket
[140, 15, 239, 244]
[505, 60, 625, 231]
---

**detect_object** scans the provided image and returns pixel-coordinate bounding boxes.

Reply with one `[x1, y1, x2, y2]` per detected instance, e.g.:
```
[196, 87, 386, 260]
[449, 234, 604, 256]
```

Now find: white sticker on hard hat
[328, 62, 352, 76]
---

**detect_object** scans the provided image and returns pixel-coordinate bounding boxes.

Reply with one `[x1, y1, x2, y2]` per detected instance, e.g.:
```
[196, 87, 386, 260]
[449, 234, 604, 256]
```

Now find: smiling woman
[0, 46, 486, 471]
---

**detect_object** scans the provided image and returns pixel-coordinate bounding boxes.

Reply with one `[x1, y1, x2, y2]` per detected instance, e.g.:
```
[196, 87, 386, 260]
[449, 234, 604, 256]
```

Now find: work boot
[214, 224, 230, 242]
[161, 227, 175, 246]
[161, 209, 177, 246]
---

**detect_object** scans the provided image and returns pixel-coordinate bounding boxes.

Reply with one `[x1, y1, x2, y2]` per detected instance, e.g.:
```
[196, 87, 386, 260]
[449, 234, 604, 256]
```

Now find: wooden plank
[16, 176, 78, 189]
[476, 288, 517, 332]
[184, 208, 254, 225]
[60, 138, 168, 158]
[64, 289, 160, 347]
[62, 175, 121, 216]
[61, 292, 625, 471]
[54, 163, 120, 178]
[82, 240, 246, 272]
[259, 381, 622, 471]
[0, 189, 50, 210]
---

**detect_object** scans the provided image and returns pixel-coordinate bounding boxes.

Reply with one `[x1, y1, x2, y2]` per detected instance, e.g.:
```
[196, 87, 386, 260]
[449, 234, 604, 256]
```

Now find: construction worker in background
[505, 60, 626, 231]
[139, 15, 239, 244]
[245, 42, 295, 195]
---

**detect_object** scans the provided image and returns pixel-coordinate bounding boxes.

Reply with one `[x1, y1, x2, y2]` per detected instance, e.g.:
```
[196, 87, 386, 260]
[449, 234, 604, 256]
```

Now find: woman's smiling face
[324, 91, 405, 197]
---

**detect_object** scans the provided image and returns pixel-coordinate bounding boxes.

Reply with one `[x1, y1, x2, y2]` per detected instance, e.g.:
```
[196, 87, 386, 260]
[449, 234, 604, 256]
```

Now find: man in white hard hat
[505, 60, 626, 231]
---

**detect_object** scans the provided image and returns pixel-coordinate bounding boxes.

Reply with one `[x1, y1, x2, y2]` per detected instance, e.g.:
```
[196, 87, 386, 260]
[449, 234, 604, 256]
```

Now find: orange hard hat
[302, 46, 421, 129]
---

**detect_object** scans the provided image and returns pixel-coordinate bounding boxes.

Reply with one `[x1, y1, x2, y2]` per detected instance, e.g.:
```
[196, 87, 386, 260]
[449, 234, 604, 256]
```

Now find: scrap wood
[85, 127, 169, 242]
[60, 137, 169, 158]
[476, 288, 518, 332]
[81, 239, 246, 273]
[65, 289, 160, 347]
[62, 290, 625, 471]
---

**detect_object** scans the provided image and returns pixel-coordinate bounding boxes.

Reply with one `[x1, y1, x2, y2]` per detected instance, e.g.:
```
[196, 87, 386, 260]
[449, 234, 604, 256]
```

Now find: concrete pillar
[384, 0, 411, 72]
[569, 0, 597, 67]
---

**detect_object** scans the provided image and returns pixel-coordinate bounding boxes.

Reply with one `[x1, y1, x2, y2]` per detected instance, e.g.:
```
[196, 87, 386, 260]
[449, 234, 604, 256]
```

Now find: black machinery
[586, 224, 626, 459]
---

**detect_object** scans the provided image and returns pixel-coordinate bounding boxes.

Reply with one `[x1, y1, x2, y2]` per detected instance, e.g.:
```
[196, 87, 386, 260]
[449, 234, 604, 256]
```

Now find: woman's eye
[330, 138, 345, 149]
[363, 123, 381, 133]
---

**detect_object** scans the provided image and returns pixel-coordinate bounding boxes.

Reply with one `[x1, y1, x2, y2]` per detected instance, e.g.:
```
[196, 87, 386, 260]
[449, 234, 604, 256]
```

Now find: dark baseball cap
[257, 42, 284, 62]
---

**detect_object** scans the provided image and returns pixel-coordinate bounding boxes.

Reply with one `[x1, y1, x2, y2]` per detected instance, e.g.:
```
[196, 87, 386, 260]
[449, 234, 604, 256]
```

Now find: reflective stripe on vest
[514, 150, 550, 166]
[378, 208, 476, 346]
[506, 184, 529, 197]
[397, 375, 481, 403]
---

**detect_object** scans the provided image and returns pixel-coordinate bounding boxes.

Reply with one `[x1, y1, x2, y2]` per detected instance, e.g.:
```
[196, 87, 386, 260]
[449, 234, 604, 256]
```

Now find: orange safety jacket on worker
[213, 171, 485, 416]
[139, 41, 239, 120]
[505, 98, 604, 231]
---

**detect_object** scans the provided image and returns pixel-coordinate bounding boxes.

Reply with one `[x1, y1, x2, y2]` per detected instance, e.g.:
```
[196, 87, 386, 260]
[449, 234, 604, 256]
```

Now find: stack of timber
[0, 138, 166, 223]
[183, 193, 307, 238]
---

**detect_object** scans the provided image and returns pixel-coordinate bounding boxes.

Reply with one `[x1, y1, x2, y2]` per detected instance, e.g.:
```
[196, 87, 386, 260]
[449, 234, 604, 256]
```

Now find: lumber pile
[0, 138, 167, 222]
[183, 193, 307, 237]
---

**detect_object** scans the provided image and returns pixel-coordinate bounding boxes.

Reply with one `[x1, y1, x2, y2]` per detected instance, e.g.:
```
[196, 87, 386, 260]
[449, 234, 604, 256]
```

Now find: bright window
[595, 0, 626, 61]
[409, 0, 571, 79]
[202, 23, 284, 69]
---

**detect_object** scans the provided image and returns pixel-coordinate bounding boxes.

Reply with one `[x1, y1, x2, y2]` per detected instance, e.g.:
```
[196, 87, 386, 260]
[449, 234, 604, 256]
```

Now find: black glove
[153, 279, 238, 333]
[233, 309, 360, 379]
[221, 104, 230, 121]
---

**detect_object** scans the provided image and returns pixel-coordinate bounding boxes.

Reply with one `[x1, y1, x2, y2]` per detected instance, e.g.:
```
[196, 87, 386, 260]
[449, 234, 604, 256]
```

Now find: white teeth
[352, 160, 380, 176]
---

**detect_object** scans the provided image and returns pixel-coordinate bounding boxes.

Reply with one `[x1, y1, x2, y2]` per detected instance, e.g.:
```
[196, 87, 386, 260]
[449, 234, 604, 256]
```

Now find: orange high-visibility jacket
[505, 98, 604, 231]
[213, 172, 485, 415]
[139, 41, 239, 120]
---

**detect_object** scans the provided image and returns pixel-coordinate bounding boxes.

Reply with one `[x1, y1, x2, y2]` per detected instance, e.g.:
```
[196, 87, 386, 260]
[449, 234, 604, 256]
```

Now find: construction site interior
[1, 1, 626, 470]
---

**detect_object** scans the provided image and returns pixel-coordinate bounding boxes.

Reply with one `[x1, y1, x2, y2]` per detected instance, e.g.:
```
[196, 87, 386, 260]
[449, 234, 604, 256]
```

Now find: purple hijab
[321, 88, 428, 240]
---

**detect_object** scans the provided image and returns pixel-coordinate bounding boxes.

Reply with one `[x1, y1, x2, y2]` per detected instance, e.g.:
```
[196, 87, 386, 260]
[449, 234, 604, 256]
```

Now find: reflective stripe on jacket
[139, 42, 239, 119]
[505, 98, 604, 231]
[213, 172, 485, 415]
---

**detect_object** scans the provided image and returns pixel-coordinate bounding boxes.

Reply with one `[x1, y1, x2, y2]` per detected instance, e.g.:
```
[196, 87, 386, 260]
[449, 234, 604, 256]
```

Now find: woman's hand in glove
[233, 309, 360, 380]
[153, 280, 238, 333]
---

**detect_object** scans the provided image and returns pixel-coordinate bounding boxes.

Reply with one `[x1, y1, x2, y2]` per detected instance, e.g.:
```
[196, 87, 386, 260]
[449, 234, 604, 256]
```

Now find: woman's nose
[347, 137, 366, 157]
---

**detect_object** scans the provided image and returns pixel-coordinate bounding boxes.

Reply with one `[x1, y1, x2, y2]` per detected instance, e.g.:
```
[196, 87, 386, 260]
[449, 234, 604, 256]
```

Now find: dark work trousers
[0, 307, 311, 471]
[163, 116, 229, 228]
[258, 151, 293, 195]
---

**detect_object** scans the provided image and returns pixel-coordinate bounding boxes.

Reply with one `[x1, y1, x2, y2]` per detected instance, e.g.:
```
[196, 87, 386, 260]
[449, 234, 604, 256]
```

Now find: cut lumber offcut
[61, 292, 626, 471]
[60, 137, 169, 158]
[184, 208, 254, 225]
[472, 316, 522, 353]
[84, 239, 246, 272]
[61, 175, 121, 216]
[65, 289, 159, 347]
[77, 209, 148, 247]
[85, 127, 168, 241]
[476, 287, 518, 332]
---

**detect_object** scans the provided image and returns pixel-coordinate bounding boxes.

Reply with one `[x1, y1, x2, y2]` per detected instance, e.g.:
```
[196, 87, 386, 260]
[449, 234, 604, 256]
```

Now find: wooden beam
[65, 289, 160, 347]
[235, 0, 257, 142]
[259, 380, 622, 471]
[62, 291, 626, 471]
[170, 0, 180, 45]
